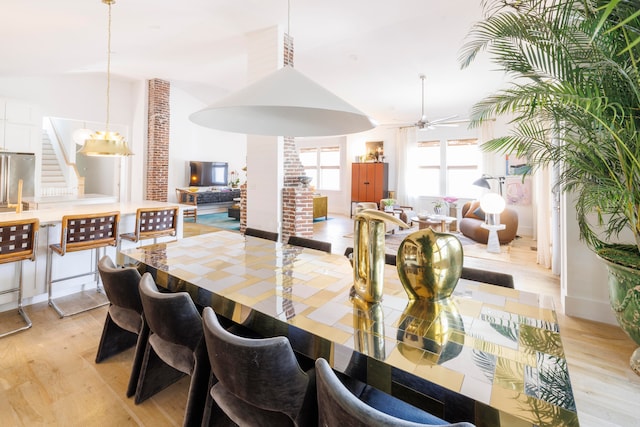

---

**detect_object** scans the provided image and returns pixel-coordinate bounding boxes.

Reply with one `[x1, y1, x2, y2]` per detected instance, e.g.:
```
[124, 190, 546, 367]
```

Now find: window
[415, 138, 480, 197]
[299, 146, 341, 191]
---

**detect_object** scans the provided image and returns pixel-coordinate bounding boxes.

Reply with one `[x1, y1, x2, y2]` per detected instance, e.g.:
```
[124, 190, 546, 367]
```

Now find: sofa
[458, 200, 518, 244]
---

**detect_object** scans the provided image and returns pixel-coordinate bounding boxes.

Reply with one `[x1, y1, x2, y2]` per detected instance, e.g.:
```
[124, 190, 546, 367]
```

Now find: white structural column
[481, 223, 505, 253]
[245, 26, 285, 237]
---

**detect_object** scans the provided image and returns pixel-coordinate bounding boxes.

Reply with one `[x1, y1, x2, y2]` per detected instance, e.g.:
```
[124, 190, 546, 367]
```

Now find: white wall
[168, 85, 247, 201]
[0, 74, 142, 202]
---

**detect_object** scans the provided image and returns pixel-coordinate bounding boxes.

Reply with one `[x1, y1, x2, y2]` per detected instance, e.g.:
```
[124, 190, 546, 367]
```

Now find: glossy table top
[123, 231, 578, 426]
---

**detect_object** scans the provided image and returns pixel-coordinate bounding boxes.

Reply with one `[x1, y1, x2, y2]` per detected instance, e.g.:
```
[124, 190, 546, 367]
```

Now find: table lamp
[480, 193, 506, 225]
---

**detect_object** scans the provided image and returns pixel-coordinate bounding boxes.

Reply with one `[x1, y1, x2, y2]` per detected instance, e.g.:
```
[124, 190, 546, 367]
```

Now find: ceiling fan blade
[428, 114, 458, 125]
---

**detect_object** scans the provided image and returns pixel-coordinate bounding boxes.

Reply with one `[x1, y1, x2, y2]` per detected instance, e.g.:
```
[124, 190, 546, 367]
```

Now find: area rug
[184, 212, 240, 231]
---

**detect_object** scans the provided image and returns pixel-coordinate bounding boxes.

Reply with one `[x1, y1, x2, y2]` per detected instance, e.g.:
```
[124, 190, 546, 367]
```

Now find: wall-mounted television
[189, 161, 228, 186]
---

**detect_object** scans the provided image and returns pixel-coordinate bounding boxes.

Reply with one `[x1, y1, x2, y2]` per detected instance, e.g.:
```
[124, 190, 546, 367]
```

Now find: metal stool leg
[47, 246, 109, 318]
[0, 260, 33, 338]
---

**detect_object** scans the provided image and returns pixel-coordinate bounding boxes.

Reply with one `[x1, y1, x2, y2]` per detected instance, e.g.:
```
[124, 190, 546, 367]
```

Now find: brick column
[146, 78, 170, 201]
[240, 182, 247, 233]
[281, 33, 313, 243]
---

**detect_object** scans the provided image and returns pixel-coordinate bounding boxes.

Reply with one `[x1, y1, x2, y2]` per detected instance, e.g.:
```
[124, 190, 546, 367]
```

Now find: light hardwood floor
[0, 215, 638, 426]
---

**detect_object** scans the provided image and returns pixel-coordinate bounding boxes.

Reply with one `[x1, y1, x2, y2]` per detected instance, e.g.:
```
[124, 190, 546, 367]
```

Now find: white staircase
[41, 133, 68, 194]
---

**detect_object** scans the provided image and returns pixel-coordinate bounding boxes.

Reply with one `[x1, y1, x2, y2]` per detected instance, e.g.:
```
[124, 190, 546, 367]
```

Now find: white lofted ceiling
[0, 0, 507, 128]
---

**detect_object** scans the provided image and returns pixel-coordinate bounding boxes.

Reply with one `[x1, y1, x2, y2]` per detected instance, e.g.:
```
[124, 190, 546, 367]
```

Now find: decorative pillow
[472, 207, 486, 220]
[464, 201, 484, 220]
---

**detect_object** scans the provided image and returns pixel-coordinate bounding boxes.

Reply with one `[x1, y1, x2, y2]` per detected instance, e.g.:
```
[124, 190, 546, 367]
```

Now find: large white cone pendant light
[190, 66, 377, 137]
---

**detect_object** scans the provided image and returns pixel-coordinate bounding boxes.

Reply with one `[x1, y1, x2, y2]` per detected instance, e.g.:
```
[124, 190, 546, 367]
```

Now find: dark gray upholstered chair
[244, 227, 279, 242]
[96, 256, 146, 398]
[136, 273, 210, 427]
[201, 306, 317, 427]
[287, 236, 332, 253]
[316, 358, 475, 427]
[460, 267, 514, 289]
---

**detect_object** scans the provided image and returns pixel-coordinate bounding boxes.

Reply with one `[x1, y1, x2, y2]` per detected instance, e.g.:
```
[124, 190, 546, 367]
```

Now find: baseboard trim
[564, 294, 618, 325]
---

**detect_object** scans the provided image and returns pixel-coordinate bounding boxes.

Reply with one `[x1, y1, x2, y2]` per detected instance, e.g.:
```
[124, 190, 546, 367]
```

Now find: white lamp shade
[189, 66, 377, 137]
[480, 193, 506, 214]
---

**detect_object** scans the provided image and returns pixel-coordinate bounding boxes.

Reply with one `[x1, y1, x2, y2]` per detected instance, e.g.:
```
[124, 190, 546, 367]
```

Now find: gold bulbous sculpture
[396, 228, 463, 300]
[397, 298, 464, 365]
[352, 209, 409, 302]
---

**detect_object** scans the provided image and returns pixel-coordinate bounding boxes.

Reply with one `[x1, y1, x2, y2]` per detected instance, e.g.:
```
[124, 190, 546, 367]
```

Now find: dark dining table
[122, 230, 579, 427]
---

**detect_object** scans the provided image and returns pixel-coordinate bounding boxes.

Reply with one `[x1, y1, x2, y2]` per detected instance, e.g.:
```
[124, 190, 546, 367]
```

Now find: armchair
[378, 199, 415, 225]
[459, 200, 518, 244]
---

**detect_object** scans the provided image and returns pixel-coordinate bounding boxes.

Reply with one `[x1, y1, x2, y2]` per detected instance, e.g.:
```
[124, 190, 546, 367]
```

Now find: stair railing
[42, 117, 81, 196]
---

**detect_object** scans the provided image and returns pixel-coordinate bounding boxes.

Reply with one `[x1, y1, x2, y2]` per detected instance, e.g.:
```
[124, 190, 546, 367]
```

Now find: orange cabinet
[351, 163, 388, 204]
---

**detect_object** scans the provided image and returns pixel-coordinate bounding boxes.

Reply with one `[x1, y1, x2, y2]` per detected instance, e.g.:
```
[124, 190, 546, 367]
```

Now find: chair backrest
[0, 218, 39, 264]
[287, 235, 332, 253]
[59, 211, 120, 254]
[345, 247, 396, 266]
[316, 358, 423, 427]
[134, 206, 178, 241]
[176, 189, 198, 219]
[202, 307, 313, 424]
[98, 255, 143, 313]
[244, 227, 279, 242]
[460, 267, 514, 289]
[316, 358, 472, 427]
[138, 273, 202, 351]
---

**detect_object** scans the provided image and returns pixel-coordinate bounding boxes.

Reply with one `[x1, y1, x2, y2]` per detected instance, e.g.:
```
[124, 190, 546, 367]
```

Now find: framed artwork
[505, 176, 531, 205]
[506, 154, 531, 175]
[365, 141, 384, 162]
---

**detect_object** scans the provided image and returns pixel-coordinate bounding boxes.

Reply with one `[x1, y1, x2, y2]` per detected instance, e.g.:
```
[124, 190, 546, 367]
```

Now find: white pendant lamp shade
[189, 66, 377, 137]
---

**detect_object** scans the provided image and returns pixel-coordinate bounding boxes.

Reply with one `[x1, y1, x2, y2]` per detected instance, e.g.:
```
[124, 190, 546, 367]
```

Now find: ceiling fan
[388, 74, 465, 130]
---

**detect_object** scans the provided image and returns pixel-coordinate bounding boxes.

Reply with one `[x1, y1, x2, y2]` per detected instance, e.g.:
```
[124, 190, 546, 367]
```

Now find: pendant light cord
[105, 0, 112, 132]
[420, 74, 425, 119]
[287, 0, 291, 36]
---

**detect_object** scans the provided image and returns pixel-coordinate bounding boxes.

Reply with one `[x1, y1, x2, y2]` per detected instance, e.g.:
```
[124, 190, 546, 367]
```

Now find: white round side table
[480, 223, 506, 253]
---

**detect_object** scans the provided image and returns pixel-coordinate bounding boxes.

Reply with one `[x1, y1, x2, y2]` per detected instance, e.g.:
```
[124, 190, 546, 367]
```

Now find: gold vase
[396, 228, 463, 300]
[352, 209, 408, 302]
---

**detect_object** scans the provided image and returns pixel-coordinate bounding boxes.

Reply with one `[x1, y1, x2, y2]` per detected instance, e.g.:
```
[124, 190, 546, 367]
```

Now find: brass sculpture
[352, 209, 408, 302]
[397, 228, 463, 300]
[397, 298, 464, 364]
[350, 289, 386, 359]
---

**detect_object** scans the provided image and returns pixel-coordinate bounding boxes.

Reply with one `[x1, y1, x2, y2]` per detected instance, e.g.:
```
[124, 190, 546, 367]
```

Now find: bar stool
[176, 189, 197, 222]
[118, 206, 178, 263]
[47, 211, 120, 318]
[0, 218, 38, 338]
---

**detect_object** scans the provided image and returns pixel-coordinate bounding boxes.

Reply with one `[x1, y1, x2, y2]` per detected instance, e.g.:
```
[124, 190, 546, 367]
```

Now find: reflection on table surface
[123, 231, 578, 427]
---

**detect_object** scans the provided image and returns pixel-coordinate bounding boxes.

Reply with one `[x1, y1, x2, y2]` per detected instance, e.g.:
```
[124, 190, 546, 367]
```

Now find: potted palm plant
[460, 0, 640, 374]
